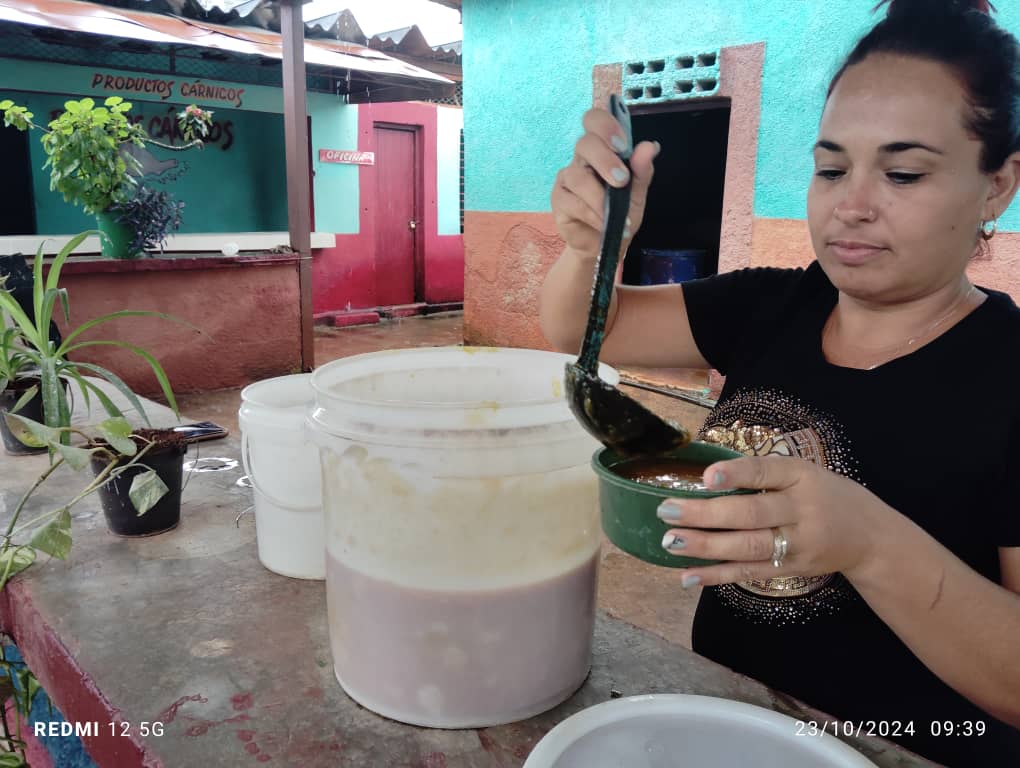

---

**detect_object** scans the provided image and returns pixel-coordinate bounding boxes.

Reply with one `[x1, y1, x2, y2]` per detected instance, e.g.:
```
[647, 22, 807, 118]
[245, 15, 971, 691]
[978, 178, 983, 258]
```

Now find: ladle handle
[577, 94, 633, 374]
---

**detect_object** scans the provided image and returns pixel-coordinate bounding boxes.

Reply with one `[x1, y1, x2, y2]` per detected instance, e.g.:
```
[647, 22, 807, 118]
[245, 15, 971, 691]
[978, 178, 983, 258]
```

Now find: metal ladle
[564, 95, 692, 457]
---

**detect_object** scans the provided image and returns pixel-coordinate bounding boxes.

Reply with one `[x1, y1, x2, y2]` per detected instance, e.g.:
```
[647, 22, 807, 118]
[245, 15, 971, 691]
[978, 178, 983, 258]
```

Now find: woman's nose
[833, 183, 877, 223]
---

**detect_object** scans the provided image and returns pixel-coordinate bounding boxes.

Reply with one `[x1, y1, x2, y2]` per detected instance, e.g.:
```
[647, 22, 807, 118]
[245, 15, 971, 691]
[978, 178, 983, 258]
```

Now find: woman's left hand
[657, 455, 896, 587]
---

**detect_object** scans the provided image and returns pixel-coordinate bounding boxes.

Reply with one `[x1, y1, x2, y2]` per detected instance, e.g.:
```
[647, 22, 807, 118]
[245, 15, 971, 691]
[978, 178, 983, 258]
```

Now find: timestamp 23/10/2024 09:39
[795, 719, 987, 738]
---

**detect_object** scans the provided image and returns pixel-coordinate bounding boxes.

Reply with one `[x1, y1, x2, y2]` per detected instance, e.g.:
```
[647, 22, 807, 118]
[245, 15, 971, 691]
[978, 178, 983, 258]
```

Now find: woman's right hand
[551, 106, 661, 259]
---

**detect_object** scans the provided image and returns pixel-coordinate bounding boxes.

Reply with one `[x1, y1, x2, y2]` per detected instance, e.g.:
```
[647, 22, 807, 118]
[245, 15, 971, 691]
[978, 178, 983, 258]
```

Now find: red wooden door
[374, 124, 420, 306]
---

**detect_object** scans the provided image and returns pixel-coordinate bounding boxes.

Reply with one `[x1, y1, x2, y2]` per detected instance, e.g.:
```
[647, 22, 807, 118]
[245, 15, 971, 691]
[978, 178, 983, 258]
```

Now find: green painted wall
[20, 93, 288, 234]
[2, 56, 461, 237]
[462, 0, 1020, 232]
[0, 60, 362, 235]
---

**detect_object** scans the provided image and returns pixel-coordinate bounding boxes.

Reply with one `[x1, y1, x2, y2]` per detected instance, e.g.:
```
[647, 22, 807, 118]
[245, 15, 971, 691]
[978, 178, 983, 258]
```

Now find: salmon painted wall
[311, 102, 464, 313]
[460, 0, 1020, 348]
[54, 256, 303, 396]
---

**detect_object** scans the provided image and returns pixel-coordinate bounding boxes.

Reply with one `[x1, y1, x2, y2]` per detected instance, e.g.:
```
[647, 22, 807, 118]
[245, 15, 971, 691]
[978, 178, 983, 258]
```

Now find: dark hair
[828, 0, 1020, 173]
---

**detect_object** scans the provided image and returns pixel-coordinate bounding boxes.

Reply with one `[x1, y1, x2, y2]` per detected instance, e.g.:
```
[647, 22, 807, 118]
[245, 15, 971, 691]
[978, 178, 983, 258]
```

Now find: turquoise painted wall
[310, 94, 361, 234]
[462, 0, 1020, 232]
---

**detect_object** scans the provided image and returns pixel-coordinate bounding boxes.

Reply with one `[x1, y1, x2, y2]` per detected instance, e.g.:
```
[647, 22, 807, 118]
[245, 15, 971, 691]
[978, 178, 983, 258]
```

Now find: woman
[540, 1, 1020, 765]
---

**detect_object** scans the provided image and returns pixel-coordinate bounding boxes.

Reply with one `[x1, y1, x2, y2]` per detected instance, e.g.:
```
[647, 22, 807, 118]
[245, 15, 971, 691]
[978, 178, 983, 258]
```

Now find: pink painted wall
[312, 102, 464, 314]
[55, 255, 303, 397]
[312, 234, 376, 312]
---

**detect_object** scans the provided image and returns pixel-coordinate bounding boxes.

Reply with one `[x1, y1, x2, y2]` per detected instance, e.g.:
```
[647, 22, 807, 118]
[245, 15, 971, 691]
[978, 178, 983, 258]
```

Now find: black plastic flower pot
[0, 378, 47, 455]
[90, 432, 188, 537]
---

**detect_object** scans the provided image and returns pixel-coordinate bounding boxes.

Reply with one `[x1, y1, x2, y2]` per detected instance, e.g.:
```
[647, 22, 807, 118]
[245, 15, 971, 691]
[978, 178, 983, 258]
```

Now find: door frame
[373, 121, 425, 304]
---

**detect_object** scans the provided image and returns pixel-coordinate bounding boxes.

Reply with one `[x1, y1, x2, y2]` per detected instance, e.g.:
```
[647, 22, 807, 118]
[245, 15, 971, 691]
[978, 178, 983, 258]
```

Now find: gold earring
[980, 218, 998, 241]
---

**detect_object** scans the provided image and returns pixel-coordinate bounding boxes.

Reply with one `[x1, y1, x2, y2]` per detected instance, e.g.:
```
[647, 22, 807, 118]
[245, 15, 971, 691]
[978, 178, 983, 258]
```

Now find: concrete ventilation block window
[622, 48, 722, 106]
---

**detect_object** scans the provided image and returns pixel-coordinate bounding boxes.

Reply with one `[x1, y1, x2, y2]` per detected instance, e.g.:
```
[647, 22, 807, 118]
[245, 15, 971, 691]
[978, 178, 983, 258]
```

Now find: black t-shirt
[682, 261, 1020, 767]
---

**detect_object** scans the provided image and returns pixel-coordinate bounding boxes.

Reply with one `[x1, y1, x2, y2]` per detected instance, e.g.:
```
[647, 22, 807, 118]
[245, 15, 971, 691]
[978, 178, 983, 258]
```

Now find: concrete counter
[0, 397, 936, 768]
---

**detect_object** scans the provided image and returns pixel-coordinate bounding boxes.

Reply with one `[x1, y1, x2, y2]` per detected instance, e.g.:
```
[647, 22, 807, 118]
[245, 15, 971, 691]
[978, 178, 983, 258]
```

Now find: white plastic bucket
[238, 373, 324, 580]
[308, 346, 618, 728]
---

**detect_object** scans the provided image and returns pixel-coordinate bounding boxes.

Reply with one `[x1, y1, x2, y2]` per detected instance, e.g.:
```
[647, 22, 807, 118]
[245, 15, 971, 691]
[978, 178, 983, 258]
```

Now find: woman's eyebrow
[813, 139, 945, 155]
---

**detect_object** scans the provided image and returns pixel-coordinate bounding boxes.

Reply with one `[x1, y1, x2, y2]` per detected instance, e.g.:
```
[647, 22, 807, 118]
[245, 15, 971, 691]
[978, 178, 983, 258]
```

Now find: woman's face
[807, 53, 994, 303]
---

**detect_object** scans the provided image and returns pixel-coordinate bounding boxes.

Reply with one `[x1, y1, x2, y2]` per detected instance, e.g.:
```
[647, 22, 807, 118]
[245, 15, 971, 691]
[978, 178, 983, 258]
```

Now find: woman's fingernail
[681, 574, 702, 589]
[611, 167, 629, 184]
[656, 500, 682, 523]
[661, 532, 686, 551]
[623, 228, 631, 239]
[710, 470, 726, 489]
[653, 141, 661, 156]
[611, 134, 628, 153]
[626, 216, 632, 227]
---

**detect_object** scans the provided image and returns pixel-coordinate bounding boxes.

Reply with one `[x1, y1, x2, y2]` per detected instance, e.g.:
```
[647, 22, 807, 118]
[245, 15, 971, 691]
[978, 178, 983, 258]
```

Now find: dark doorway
[623, 102, 730, 285]
[0, 127, 37, 235]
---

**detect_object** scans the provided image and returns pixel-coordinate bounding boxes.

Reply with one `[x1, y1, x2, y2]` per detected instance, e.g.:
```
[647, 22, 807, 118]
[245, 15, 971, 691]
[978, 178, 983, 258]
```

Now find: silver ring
[770, 527, 789, 569]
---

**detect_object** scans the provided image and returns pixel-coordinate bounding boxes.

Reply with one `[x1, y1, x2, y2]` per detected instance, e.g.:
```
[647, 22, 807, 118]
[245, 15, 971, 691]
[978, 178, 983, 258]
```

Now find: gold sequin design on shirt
[698, 388, 862, 625]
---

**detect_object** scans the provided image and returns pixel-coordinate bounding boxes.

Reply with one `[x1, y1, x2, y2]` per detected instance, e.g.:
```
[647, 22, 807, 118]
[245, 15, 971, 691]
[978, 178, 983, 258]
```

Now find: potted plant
[1, 251, 62, 455]
[0, 415, 179, 591]
[107, 186, 186, 258]
[0, 97, 212, 259]
[0, 325, 44, 455]
[0, 231, 183, 444]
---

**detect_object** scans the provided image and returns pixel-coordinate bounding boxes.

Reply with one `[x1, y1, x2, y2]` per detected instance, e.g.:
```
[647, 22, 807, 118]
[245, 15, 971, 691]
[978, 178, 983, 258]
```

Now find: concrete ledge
[56, 252, 305, 275]
[0, 231, 337, 256]
[378, 302, 427, 319]
[314, 310, 381, 328]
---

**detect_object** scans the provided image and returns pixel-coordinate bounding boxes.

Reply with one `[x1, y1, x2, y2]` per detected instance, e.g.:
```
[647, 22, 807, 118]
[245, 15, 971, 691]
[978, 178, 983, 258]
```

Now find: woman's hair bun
[879, 0, 994, 17]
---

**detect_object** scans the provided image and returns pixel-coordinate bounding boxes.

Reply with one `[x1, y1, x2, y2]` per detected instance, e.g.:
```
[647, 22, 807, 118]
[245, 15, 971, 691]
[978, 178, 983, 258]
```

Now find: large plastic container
[238, 373, 325, 580]
[307, 347, 617, 728]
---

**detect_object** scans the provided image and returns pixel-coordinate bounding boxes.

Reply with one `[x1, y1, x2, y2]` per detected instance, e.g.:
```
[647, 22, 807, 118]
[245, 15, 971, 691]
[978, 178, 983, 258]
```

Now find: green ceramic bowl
[593, 442, 753, 568]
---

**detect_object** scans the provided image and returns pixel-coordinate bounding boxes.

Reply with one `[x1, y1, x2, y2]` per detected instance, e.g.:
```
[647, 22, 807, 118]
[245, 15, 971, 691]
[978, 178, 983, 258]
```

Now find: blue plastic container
[639, 249, 708, 285]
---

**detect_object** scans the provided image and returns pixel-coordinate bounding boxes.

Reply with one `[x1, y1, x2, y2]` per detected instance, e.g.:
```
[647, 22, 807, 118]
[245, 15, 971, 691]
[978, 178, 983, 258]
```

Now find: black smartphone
[172, 421, 229, 443]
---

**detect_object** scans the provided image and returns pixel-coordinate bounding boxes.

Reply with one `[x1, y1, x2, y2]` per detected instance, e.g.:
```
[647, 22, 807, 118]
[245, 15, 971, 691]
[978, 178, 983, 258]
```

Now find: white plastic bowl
[523, 694, 877, 768]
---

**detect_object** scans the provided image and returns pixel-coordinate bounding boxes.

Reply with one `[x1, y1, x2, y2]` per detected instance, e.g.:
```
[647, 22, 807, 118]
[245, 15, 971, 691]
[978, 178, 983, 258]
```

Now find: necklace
[823, 286, 982, 370]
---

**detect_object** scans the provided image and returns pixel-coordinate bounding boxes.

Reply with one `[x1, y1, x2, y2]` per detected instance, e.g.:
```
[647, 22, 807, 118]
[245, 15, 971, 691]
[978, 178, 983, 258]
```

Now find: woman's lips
[828, 240, 886, 265]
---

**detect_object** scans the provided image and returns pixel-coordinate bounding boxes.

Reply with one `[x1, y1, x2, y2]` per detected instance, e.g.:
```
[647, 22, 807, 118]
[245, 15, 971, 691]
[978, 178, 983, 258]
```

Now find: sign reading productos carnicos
[90, 72, 246, 108]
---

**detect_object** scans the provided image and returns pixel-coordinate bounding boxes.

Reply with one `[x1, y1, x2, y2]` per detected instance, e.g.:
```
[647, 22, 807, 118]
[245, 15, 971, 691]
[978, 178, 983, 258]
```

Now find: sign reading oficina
[90, 72, 246, 108]
[319, 149, 375, 165]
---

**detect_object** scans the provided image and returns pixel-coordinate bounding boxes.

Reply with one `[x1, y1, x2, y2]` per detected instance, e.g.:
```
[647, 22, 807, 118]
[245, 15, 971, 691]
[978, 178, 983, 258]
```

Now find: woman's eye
[887, 172, 925, 185]
[814, 169, 844, 180]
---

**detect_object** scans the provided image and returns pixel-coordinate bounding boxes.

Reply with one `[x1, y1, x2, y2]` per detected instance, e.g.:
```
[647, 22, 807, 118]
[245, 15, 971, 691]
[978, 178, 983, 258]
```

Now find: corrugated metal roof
[370, 25, 432, 57]
[431, 40, 460, 56]
[304, 8, 367, 45]
[0, 0, 455, 101]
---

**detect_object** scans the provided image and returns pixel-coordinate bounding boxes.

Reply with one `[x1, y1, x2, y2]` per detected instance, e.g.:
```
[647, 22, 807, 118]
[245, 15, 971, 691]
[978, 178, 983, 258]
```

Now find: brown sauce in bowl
[614, 458, 709, 491]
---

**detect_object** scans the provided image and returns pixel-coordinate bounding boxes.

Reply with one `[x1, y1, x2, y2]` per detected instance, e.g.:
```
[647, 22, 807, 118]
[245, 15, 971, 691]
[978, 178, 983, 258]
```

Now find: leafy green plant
[0, 231, 182, 440]
[0, 96, 210, 217]
[0, 414, 171, 592]
[0, 324, 33, 400]
[109, 186, 185, 257]
[0, 640, 41, 768]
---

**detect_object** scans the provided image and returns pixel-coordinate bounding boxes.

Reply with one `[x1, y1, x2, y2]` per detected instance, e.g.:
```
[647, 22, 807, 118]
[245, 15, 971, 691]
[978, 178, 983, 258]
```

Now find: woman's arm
[541, 107, 710, 369]
[849, 527, 1020, 726]
[659, 457, 1020, 727]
